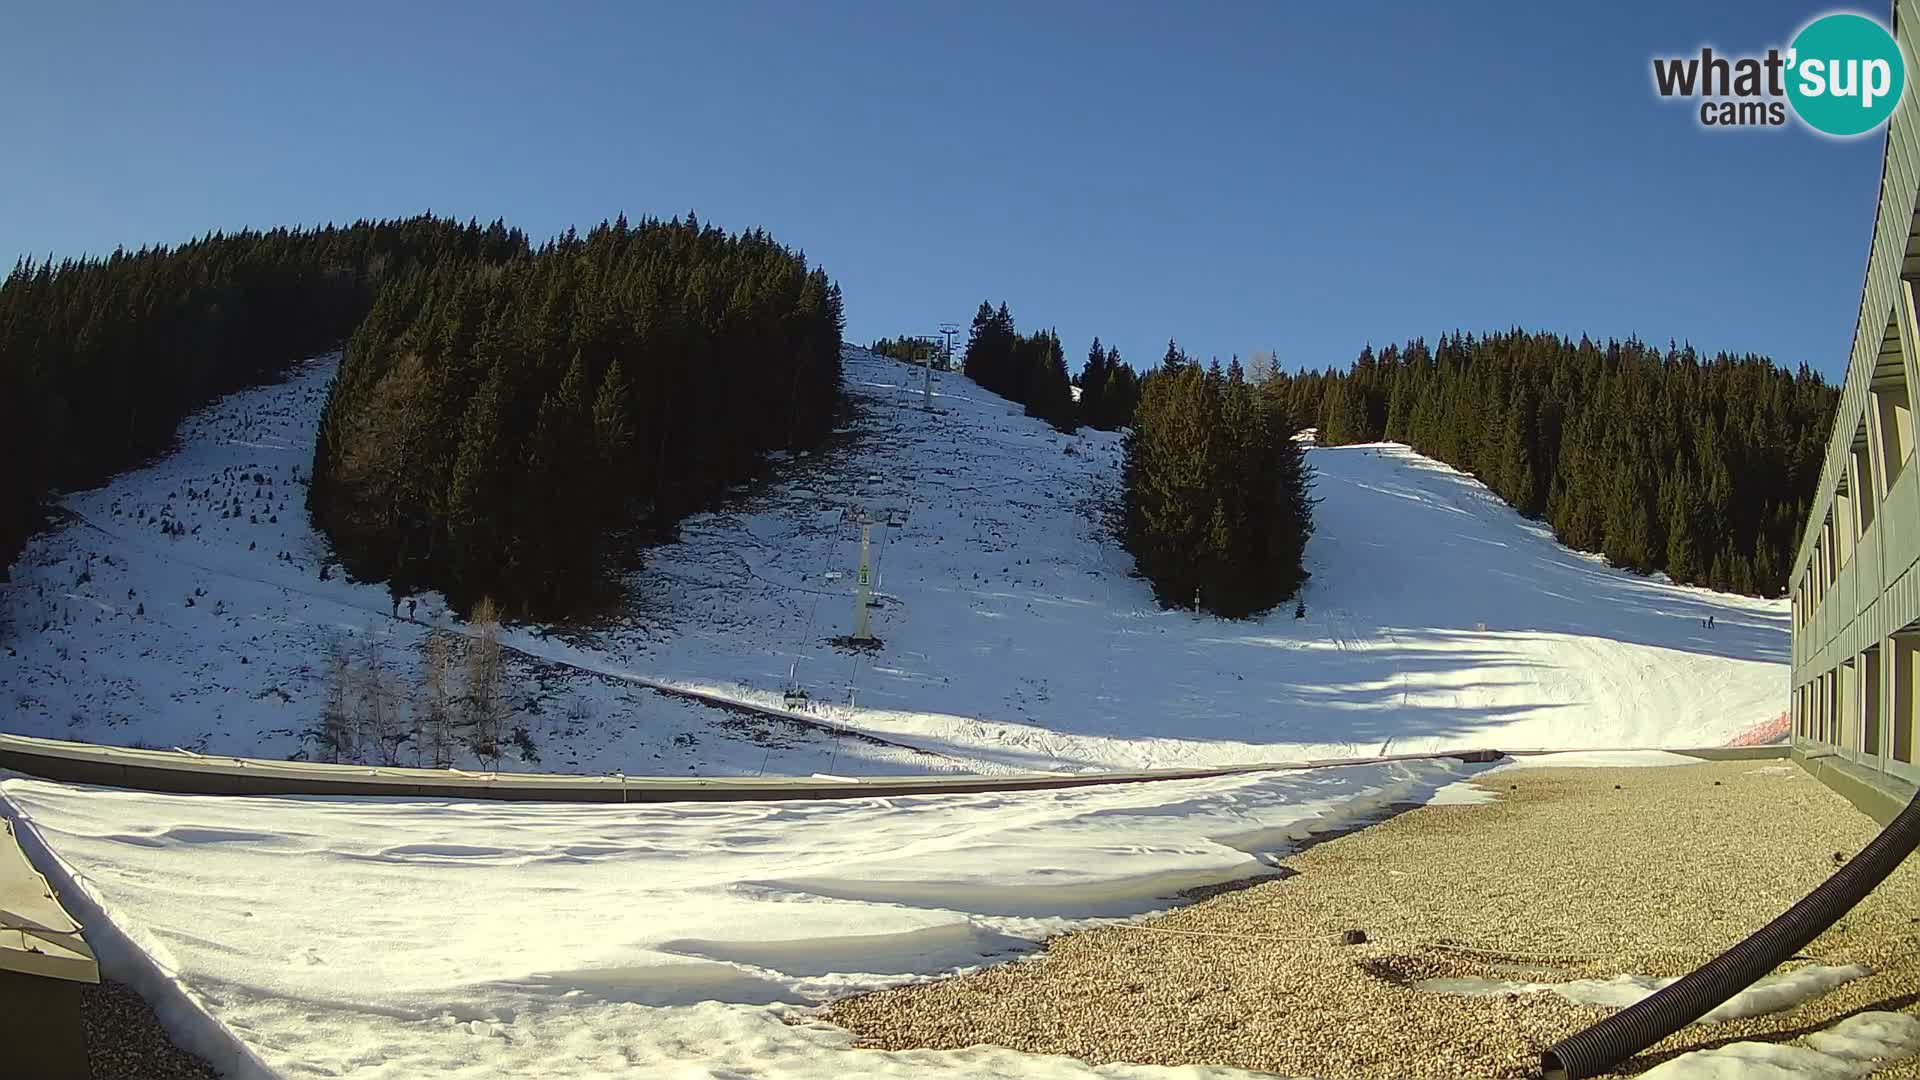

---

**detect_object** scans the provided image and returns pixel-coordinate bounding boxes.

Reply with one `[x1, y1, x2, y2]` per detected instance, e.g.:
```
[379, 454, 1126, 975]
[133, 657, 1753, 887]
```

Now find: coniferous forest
[0, 218, 1835, 624]
[868, 336, 947, 367]
[1122, 345, 1315, 618]
[1261, 331, 1837, 596]
[308, 215, 844, 617]
[962, 301, 1141, 432]
[0, 217, 529, 576]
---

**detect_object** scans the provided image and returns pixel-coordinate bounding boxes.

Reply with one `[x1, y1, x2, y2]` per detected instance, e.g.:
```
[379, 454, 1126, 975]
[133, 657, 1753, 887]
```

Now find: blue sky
[1, 1, 1889, 381]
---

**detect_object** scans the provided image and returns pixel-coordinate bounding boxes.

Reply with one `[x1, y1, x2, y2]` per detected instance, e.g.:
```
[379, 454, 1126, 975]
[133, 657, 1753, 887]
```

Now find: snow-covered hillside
[0, 346, 1788, 775]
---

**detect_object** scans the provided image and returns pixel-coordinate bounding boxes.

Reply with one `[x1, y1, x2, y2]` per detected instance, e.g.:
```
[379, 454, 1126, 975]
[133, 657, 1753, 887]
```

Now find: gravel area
[826, 759, 1920, 1078]
[83, 979, 220, 1079]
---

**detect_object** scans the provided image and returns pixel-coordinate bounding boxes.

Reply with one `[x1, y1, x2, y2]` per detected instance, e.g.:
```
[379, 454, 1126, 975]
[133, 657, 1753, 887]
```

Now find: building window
[1865, 646, 1882, 757]
[1896, 636, 1917, 764]
[1852, 438, 1877, 534]
[1829, 670, 1842, 744]
[1843, 659, 1858, 749]
[1875, 377, 1914, 492]
[1839, 493, 1856, 566]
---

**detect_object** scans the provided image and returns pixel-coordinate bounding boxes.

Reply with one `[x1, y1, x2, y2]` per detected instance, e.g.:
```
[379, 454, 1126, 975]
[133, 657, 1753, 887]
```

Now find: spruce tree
[1080, 337, 1109, 428]
[1023, 330, 1076, 431]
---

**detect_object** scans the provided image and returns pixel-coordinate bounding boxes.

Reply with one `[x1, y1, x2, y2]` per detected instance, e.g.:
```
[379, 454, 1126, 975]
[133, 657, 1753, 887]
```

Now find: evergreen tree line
[0, 216, 529, 575]
[962, 301, 1141, 431]
[869, 335, 951, 368]
[1122, 344, 1315, 618]
[1262, 330, 1837, 596]
[308, 213, 845, 617]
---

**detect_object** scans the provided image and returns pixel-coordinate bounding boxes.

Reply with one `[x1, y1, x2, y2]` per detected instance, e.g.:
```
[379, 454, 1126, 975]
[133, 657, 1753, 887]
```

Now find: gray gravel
[83, 979, 219, 1080]
[826, 760, 1920, 1079]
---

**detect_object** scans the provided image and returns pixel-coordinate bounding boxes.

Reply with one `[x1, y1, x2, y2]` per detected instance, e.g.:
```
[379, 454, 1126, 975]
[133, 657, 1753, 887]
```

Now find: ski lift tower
[848, 508, 880, 644]
[919, 335, 935, 411]
[940, 322, 960, 372]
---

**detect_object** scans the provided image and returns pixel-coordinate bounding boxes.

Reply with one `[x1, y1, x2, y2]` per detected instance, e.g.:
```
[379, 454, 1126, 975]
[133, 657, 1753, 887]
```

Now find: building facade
[1790, 0, 1920, 814]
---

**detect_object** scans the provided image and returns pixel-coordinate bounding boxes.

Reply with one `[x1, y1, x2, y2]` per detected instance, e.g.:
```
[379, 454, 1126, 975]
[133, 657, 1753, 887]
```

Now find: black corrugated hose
[1541, 781, 1920, 1079]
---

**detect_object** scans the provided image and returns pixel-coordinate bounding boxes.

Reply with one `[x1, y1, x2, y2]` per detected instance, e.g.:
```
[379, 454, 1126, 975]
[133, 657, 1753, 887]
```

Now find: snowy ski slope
[0, 346, 1788, 775]
[580, 346, 1790, 767]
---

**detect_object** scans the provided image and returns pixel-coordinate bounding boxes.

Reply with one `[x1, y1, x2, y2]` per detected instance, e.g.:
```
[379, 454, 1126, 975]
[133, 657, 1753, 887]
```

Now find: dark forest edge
[0, 216, 531, 578]
[1123, 345, 1316, 618]
[1261, 331, 1837, 597]
[950, 304, 1309, 620]
[308, 215, 844, 618]
[0, 216, 1833, 623]
[0, 213, 843, 622]
[961, 301, 1141, 433]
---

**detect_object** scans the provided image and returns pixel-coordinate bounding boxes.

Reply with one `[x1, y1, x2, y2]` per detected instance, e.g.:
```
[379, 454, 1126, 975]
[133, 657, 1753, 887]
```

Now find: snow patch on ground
[1424, 780, 1501, 806]
[1419, 964, 1871, 1022]
[1, 758, 1472, 1078]
[1640, 1011, 1920, 1079]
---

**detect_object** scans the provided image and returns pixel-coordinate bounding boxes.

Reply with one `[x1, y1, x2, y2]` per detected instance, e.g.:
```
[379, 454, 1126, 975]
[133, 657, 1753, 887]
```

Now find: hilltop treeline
[1077, 337, 1142, 432]
[308, 215, 845, 617]
[1264, 330, 1836, 596]
[962, 301, 1141, 431]
[1122, 345, 1315, 618]
[0, 217, 528, 575]
[869, 336, 947, 367]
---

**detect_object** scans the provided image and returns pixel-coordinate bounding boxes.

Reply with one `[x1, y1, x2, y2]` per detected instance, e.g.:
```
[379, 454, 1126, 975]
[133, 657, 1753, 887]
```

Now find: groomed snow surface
[5, 753, 1913, 1079]
[1, 347, 1788, 778]
[3, 759, 1475, 1079]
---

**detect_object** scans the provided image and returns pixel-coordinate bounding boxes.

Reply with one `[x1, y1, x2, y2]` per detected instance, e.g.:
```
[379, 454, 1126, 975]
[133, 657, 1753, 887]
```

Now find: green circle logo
[1787, 13, 1906, 136]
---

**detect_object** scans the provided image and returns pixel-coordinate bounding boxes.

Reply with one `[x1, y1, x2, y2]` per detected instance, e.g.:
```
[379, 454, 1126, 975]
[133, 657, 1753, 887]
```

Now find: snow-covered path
[0, 758, 1477, 1078]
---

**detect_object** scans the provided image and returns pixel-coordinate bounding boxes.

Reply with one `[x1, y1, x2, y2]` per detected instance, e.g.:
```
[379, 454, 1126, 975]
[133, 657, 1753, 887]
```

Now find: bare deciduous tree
[417, 631, 456, 768]
[318, 637, 354, 763]
[1247, 348, 1279, 386]
[363, 640, 406, 768]
[464, 597, 506, 769]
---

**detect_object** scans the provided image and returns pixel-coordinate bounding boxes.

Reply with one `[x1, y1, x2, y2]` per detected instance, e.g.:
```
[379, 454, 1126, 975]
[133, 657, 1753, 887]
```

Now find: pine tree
[1023, 330, 1076, 431]
[1161, 339, 1189, 374]
[447, 364, 513, 609]
[1080, 338, 1109, 428]
[1664, 471, 1699, 583]
[1097, 350, 1138, 430]
[1121, 361, 1312, 618]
